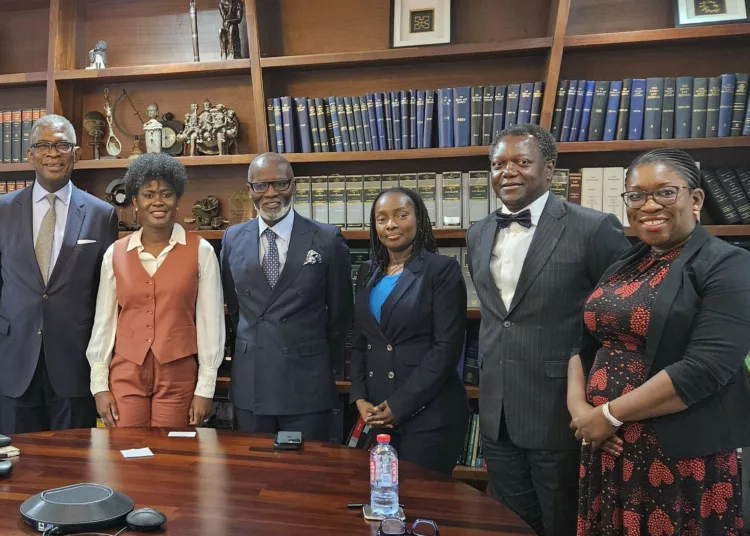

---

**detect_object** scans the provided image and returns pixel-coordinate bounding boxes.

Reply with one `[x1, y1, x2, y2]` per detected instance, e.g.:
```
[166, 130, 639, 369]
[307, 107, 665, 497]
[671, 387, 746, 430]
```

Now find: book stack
[0, 109, 46, 164]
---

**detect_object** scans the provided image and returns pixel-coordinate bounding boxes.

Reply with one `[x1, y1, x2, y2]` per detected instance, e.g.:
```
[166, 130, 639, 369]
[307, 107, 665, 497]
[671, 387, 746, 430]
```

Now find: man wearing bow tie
[466, 125, 628, 536]
[221, 153, 352, 440]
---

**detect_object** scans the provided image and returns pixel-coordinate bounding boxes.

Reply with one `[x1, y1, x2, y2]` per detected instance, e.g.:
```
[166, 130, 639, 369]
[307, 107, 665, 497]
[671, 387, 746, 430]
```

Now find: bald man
[221, 153, 353, 440]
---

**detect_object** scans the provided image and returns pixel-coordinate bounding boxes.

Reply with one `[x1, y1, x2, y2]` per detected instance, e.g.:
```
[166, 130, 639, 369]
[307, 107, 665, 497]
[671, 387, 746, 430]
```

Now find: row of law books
[266, 81, 544, 153]
[551, 74, 750, 142]
[0, 109, 47, 164]
[0, 180, 34, 193]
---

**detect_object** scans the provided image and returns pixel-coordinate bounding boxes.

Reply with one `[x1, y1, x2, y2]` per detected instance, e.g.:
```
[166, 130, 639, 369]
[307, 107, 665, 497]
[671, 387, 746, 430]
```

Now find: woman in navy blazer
[350, 187, 470, 475]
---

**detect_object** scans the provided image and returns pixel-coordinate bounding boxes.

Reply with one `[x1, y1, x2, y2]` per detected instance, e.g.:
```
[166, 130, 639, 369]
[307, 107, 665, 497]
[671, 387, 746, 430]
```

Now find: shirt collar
[33, 180, 72, 207]
[500, 190, 550, 227]
[127, 223, 187, 252]
[258, 208, 295, 243]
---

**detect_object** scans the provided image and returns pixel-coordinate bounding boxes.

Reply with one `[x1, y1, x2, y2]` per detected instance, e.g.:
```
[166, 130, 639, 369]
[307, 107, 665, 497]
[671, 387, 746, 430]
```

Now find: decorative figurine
[129, 136, 144, 160]
[191, 196, 227, 229]
[177, 99, 239, 156]
[103, 88, 122, 157]
[83, 111, 106, 160]
[143, 103, 164, 154]
[160, 112, 185, 156]
[219, 0, 244, 60]
[86, 40, 108, 69]
[190, 0, 200, 62]
[112, 89, 147, 160]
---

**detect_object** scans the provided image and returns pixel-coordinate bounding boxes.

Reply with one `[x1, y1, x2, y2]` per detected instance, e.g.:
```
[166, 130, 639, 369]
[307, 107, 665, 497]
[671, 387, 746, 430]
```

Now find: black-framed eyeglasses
[621, 186, 692, 209]
[248, 179, 293, 193]
[30, 141, 75, 154]
[377, 517, 439, 536]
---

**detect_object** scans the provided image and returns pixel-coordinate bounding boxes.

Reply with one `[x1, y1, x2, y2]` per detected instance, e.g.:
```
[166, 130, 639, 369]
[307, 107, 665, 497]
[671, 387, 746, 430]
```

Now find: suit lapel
[48, 185, 85, 288]
[245, 219, 271, 302]
[363, 265, 390, 340]
[478, 216, 508, 318]
[507, 194, 565, 315]
[264, 214, 314, 310]
[379, 256, 422, 333]
[16, 186, 44, 288]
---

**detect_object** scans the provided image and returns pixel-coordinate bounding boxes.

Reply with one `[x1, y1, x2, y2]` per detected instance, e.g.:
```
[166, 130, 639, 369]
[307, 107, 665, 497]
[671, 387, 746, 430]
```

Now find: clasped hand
[570, 403, 623, 457]
[356, 399, 395, 428]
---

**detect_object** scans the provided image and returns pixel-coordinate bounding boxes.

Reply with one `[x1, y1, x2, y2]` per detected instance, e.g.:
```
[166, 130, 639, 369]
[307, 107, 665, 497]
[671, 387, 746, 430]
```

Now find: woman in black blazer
[568, 149, 750, 535]
[350, 187, 470, 476]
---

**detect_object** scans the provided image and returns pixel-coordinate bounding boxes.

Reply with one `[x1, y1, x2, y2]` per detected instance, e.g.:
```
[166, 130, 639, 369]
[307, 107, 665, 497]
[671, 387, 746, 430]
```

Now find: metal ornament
[103, 89, 122, 157]
[177, 99, 239, 156]
[143, 102, 163, 154]
[190, 0, 200, 62]
[83, 111, 106, 160]
[86, 40, 108, 69]
[191, 196, 227, 229]
[111, 89, 147, 160]
[219, 0, 244, 60]
[160, 112, 185, 156]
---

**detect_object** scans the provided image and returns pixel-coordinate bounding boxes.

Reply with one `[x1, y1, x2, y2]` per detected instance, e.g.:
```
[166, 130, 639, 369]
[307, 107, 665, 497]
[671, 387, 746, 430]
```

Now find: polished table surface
[0, 428, 533, 535]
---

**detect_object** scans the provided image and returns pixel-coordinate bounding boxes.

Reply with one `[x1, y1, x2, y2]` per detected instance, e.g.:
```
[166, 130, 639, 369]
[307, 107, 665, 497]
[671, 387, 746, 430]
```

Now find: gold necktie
[35, 193, 57, 285]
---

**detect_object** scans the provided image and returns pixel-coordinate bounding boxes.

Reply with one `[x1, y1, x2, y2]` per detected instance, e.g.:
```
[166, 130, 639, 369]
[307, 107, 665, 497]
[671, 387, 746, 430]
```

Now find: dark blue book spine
[719, 73, 736, 137]
[294, 97, 312, 153]
[383, 92, 394, 150]
[504, 84, 520, 129]
[603, 80, 622, 141]
[568, 80, 585, 141]
[627, 79, 646, 140]
[691, 77, 708, 138]
[492, 85, 506, 139]
[705, 77, 721, 138]
[390, 91, 402, 150]
[336, 97, 351, 151]
[266, 99, 278, 153]
[374, 93, 387, 150]
[352, 96, 366, 151]
[416, 90, 425, 149]
[366, 94, 380, 150]
[423, 89, 435, 148]
[327, 96, 343, 152]
[660, 78, 676, 140]
[307, 98, 321, 152]
[588, 80, 611, 141]
[643, 77, 665, 140]
[409, 90, 417, 149]
[577, 81, 595, 142]
[400, 90, 410, 149]
[280, 96, 296, 153]
[344, 96, 360, 150]
[550, 80, 567, 141]
[517, 82, 534, 125]
[482, 85, 495, 144]
[530, 81, 544, 125]
[273, 97, 284, 153]
[560, 80, 578, 142]
[453, 86, 471, 147]
[359, 96, 373, 151]
[438, 88, 454, 148]
[731, 73, 748, 136]
[675, 77, 693, 139]
[743, 90, 750, 135]
[315, 98, 330, 152]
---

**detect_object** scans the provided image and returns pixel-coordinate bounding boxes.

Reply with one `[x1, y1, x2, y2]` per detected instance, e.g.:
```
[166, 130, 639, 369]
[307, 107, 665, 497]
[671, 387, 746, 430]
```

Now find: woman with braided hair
[349, 187, 469, 475]
[568, 148, 750, 535]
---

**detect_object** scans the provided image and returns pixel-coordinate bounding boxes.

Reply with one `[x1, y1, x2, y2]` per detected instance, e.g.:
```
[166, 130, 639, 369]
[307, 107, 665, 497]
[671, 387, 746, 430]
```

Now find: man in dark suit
[0, 114, 118, 434]
[466, 124, 629, 536]
[221, 152, 353, 441]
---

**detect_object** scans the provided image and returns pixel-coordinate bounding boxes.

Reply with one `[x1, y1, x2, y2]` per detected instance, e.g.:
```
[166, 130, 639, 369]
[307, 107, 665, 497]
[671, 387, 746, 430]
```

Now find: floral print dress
[578, 247, 742, 536]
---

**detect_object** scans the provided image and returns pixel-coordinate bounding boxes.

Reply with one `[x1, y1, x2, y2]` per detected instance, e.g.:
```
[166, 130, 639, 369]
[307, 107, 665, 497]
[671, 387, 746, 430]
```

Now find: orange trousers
[109, 350, 197, 428]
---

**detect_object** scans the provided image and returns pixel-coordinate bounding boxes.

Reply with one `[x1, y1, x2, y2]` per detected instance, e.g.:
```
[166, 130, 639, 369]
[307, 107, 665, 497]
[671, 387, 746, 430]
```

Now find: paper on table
[168, 431, 197, 438]
[120, 447, 154, 459]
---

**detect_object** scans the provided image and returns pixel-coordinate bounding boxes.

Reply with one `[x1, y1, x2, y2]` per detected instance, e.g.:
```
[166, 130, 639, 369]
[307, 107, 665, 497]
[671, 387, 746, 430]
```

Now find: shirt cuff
[90, 362, 110, 395]
[194, 365, 218, 399]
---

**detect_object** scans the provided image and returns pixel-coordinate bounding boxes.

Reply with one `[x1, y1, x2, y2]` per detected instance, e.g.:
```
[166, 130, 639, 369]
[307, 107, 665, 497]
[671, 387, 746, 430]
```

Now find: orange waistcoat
[112, 232, 200, 366]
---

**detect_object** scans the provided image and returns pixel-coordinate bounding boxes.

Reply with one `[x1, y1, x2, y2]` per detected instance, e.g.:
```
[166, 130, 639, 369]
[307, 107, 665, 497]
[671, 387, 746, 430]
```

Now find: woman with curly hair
[86, 153, 224, 428]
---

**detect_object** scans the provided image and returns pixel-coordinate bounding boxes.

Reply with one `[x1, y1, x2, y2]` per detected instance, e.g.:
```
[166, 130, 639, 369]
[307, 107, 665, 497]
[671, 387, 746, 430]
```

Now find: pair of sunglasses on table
[377, 517, 439, 535]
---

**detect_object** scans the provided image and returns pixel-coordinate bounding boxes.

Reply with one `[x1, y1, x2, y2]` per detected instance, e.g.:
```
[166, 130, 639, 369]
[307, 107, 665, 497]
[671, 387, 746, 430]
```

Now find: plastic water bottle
[370, 433, 399, 516]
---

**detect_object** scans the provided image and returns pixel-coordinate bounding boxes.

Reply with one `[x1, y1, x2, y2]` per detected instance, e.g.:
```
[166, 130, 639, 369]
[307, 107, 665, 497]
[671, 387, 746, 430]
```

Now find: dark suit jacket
[349, 252, 470, 433]
[580, 224, 750, 458]
[0, 183, 118, 398]
[466, 193, 630, 450]
[221, 211, 353, 415]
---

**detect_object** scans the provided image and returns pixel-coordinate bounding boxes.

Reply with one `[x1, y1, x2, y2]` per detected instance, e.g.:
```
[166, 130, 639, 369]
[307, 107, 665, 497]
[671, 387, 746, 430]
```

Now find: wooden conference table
[0, 428, 532, 535]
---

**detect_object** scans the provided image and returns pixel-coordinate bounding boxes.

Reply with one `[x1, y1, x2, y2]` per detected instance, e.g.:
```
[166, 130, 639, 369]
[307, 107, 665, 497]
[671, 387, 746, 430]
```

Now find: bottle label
[370, 455, 399, 487]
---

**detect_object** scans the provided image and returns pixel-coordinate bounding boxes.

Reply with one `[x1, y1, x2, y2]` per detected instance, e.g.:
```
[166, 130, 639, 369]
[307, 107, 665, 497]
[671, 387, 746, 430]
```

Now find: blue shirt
[369, 274, 401, 323]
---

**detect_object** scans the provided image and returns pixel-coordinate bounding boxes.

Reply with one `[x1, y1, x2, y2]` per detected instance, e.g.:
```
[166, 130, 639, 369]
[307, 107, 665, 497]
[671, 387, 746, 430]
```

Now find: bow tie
[496, 209, 532, 230]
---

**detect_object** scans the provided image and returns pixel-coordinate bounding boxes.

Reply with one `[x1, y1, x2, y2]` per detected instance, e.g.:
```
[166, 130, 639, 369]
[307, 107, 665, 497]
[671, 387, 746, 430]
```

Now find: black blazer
[349, 251, 470, 433]
[580, 224, 750, 459]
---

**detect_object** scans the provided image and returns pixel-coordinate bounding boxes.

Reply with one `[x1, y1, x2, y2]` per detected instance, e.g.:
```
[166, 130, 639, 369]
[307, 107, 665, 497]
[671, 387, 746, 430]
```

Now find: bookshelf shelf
[558, 137, 750, 153]
[260, 38, 554, 70]
[0, 71, 46, 88]
[284, 147, 489, 162]
[452, 466, 488, 482]
[0, 163, 33, 173]
[54, 59, 252, 83]
[76, 154, 254, 171]
[565, 23, 750, 50]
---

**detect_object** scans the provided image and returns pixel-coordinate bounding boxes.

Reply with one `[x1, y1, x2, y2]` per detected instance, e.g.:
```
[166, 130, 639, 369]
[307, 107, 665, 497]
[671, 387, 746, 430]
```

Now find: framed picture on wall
[390, 0, 453, 48]
[674, 0, 750, 26]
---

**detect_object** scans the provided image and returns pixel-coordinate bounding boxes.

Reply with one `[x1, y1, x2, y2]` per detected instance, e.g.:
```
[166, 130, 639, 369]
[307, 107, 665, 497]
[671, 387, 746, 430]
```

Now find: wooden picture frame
[674, 0, 750, 26]
[390, 0, 453, 48]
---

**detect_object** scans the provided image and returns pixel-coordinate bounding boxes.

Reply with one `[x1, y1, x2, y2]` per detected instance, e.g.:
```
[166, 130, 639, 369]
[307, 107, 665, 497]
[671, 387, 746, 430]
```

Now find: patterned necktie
[35, 193, 57, 285]
[496, 209, 532, 230]
[262, 228, 280, 288]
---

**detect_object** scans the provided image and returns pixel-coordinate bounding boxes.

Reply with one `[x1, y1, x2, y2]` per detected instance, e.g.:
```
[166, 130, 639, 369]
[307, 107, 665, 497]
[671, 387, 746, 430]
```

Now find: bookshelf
[3, 0, 750, 487]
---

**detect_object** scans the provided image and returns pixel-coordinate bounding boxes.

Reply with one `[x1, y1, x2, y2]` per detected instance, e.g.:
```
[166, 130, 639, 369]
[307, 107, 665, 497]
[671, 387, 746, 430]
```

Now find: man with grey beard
[221, 152, 353, 440]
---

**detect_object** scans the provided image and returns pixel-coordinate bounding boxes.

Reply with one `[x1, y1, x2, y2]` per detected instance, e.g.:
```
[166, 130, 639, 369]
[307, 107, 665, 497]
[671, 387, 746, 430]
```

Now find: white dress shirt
[32, 181, 72, 273]
[259, 209, 295, 274]
[491, 191, 550, 310]
[86, 224, 225, 398]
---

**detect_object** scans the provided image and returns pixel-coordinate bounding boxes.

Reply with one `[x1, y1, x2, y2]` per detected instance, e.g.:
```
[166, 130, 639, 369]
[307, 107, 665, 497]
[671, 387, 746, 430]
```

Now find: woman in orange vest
[86, 153, 225, 427]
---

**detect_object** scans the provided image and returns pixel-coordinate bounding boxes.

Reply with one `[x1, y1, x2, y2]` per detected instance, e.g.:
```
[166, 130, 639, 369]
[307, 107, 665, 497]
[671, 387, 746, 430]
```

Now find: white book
[327, 174, 346, 228]
[603, 167, 625, 223]
[293, 176, 311, 219]
[441, 171, 462, 228]
[362, 174, 381, 228]
[581, 167, 604, 212]
[380, 174, 399, 191]
[417, 172, 438, 226]
[345, 175, 364, 229]
[398, 173, 417, 192]
[468, 170, 490, 225]
[311, 175, 329, 223]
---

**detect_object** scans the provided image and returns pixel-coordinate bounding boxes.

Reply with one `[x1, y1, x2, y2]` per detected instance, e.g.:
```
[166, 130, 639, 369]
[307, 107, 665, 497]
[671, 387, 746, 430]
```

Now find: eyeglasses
[248, 179, 293, 193]
[30, 142, 75, 154]
[621, 186, 692, 209]
[377, 517, 439, 536]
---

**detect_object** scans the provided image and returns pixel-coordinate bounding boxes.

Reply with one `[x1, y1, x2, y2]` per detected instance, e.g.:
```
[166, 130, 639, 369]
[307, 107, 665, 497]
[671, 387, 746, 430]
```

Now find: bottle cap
[376, 434, 391, 444]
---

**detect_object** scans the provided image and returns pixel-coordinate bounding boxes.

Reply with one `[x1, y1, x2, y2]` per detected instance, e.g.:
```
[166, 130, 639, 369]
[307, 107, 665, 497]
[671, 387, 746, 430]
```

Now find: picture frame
[674, 0, 750, 26]
[390, 0, 453, 48]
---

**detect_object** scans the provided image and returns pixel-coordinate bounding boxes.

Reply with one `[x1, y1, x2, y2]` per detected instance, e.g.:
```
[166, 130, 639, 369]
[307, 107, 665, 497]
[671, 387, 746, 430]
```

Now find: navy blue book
[627, 79, 647, 140]
[416, 90, 425, 149]
[438, 88, 454, 148]
[307, 98, 321, 152]
[272, 97, 284, 153]
[400, 91, 410, 149]
[603, 80, 623, 141]
[280, 96, 296, 153]
[482, 85, 495, 144]
[568, 80, 587, 141]
[560, 80, 578, 142]
[382, 92, 394, 150]
[336, 97, 351, 151]
[492, 85, 507, 140]
[731, 73, 749, 136]
[359, 96, 373, 151]
[294, 97, 313, 153]
[266, 99, 277, 153]
[409, 90, 417, 149]
[390, 91, 402, 150]
[743, 91, 750, 135]
[504, 84, 521, 129]
[314, 98, 330, 152]
[588, 80, 611, 141]
[660, 78, 676, 140]
[351, 97, 367, 151]
[365, 94, 380, 150]
[530, 81, 544, 126]
[577, 81, 595, 142]
[517, 82, 535, 125]
[691, 77, 709, 138]
[705, 77, 721, 138]
[675, 77, 693, 139]
[616, 79, 632, 141]
[550, 80, 567, 141]
[719, 73, 736, 136]
[643, 77, 665, 140]
[374, 93, 386, 150]
[423, 89, 436, 148]
[453, 86, 471, 148]
[344, 96, 361, 150]
[470, 86, 483, 146]
[327, 96, 343, 152]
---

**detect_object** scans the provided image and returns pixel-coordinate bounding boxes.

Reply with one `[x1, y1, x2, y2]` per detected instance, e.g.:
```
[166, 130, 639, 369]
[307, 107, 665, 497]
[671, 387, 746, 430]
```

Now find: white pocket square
[303, 250, 322, 265]
[76, 239, 96, 245]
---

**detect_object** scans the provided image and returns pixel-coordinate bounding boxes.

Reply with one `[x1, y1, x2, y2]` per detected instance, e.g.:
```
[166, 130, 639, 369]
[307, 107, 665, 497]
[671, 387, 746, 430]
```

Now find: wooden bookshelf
[75, 154, 254, 170]
[565, 23, 750, 49]
[0, 72, 47, 88]
[54, 59, 252, 83]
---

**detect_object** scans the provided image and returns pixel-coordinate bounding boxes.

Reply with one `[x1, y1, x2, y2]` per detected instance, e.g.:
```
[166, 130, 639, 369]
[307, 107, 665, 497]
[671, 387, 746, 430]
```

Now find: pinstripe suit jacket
[466, 193, 629, 450]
